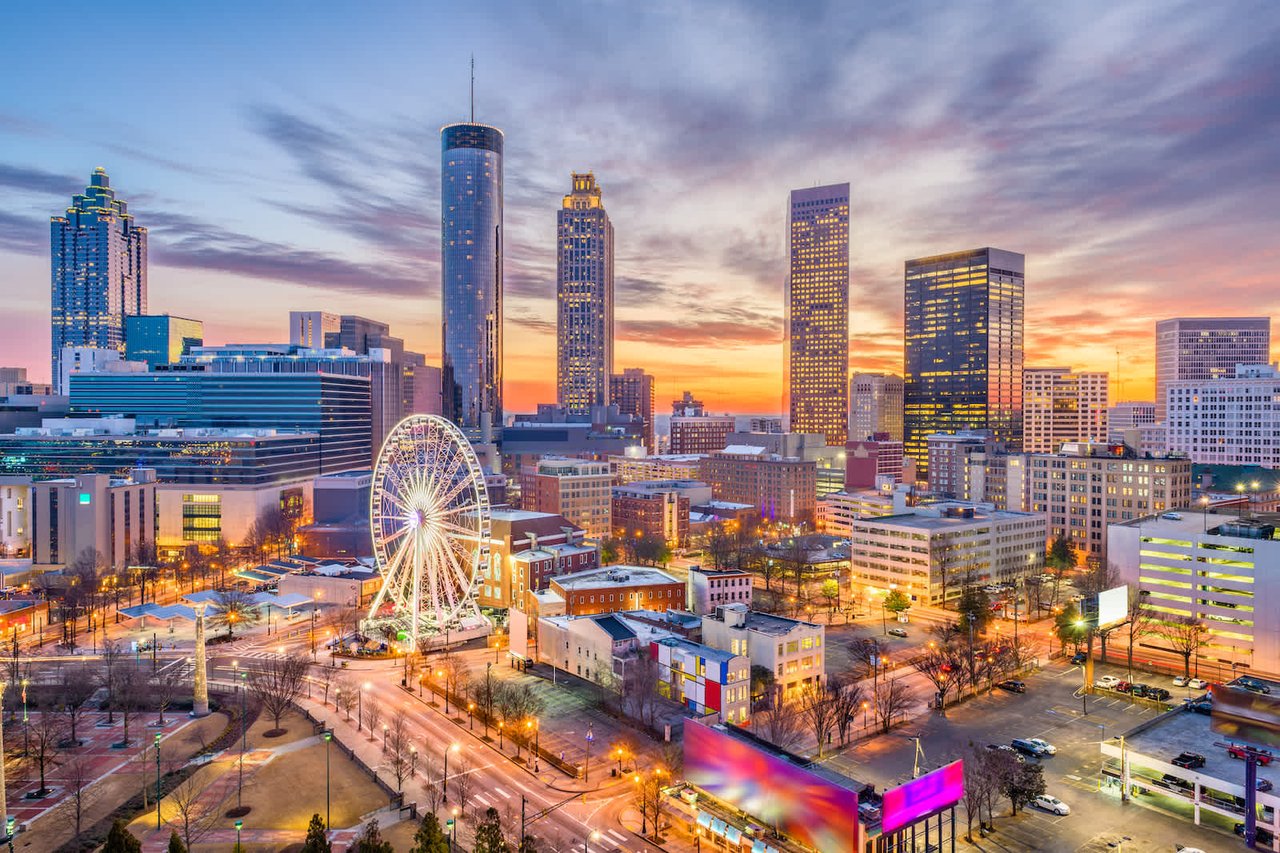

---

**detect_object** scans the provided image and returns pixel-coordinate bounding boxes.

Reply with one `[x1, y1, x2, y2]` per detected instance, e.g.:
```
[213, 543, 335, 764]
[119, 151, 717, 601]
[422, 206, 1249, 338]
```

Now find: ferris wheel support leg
[411, 534, 422, 651]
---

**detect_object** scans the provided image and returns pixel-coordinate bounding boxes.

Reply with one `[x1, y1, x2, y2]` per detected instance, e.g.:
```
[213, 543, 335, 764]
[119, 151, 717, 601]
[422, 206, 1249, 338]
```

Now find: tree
[873, 677, 914, 734]
[60, 755, 98, 838]
[100, 638, 126, 723]
[104, 818, 143, 853]
[386, 715, 413, 793]
[1155, 614, 1209, 679]
[633, 534, 671, 566]
[412, 813, 451, 853]
[828, 673, 864, 746]
[961, 744, 994, 838]
[632, 767, 670, 838]
[955, 585, 992, 634]
[351, 818, 395, 853]
[819, 578, 841, 618]
[302, 814, 332, 853]
[248, 653, 308, 734]
[599, 538, 621, 566]
[1046, 534, 1076, 605]
[153, 662, 185, 726]
[115, 664, 144, 747]
[473, 807, 510, 853]
[912, 643, 962, 714]
[166, 772, 216, 851]
[167, 831, 188, 853]
[26, 705, 66, 795]
[452, 750, 473, 811]
[1004, 762, 1046, 815]
[1054, 602, 1085, 653]
[798, 681, 839, 757]
[207, 590, 262, 639]
[749, 665, 776, 706]
[58, 666, 97, 746]
[334, 678, 357, 721]
[752, 689, 804, 750]
[883, 589, 911, 616]
[1123, 592, 1156, 681]
[621, 650, 661, 728]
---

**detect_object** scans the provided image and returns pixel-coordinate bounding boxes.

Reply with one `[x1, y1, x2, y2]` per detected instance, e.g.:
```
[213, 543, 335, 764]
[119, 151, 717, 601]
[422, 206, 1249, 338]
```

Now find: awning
[752, 841, 765, 853]
[696, 812, 713, 830]
[725, 826, 743, 844]
[710, 819, 727, 836]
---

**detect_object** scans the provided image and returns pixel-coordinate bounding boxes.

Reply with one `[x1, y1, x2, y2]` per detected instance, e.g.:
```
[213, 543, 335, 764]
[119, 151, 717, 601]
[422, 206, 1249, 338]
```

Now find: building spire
[470, 53, 475, 123]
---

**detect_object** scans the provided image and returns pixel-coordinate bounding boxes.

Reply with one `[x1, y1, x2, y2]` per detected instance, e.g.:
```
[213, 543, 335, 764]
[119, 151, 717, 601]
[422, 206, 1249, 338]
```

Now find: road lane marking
[495, 786, 512, 799]
[607, 830, 628, 843]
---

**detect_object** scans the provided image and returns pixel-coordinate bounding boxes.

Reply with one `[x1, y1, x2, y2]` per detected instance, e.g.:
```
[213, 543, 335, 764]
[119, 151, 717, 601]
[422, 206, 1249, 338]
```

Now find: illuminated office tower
[904, 248, 1024, 477]
[50, 168, 147, 385]
[785, 184, 849, 445]
[557, 173, 614, 415]
[1154, 317, 1270, 422]
[441, 120, 504, 429]
[1022, 367, 1108, 454]
[610, 369, 655, 452]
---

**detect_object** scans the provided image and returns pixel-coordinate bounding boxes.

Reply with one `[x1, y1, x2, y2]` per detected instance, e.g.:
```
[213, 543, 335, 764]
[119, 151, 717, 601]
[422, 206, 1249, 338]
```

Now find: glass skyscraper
[785, 184, 850, 446]
[50, 168, 147, 383]
[124, 315, 204, 367]
[556, 173, 614, 415]
[441, 122, 504, 430]
[904, 247, 1024, 478]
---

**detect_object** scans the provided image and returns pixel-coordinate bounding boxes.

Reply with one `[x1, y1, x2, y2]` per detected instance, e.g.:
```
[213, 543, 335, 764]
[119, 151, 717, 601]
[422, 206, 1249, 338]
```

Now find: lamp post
[584, 723, 594, 782]
[358, 683, 365, 732]
[19, 680, 27, 757]
[154, 733, 162, 829]
[410, 745, 417, 778]
[234, 819, 243, 850]
[498, 722, 504, 749]
[382, 723, 388, 752]
[323, 730, 332, 830]
[467, 702, 475, 730]
[444, 743, 458, 798]
[585, 829, 601, 853]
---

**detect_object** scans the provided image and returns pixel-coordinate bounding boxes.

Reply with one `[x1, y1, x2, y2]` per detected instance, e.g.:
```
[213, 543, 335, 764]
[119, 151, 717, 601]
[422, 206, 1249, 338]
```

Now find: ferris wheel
[364, 414, 491, 646]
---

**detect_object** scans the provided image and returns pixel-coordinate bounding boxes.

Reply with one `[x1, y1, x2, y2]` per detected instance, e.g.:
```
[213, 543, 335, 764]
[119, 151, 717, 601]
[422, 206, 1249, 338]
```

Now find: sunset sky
[2, 1, 1278, 414]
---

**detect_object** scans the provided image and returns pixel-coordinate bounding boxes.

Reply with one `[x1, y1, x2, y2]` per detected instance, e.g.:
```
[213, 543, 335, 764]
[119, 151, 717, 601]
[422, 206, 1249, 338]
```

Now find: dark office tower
[557, 173, 614, 415]
[50, 168, 147, 383]
[610, 368, 655, 453]
[441, 121, 503, 430]
[786, 184, 850, 446]
[904, 248, 1025, 478]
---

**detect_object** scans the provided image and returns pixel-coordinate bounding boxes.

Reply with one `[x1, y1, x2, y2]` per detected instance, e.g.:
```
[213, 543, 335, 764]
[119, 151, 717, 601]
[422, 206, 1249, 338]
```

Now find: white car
[1173, 675, 1188, 686]
[1026, 738, 1057, 756]
[1096, 675, 1121, 689]
[1188, 678, 1208, 690]
[1034, 794, 1071, 815]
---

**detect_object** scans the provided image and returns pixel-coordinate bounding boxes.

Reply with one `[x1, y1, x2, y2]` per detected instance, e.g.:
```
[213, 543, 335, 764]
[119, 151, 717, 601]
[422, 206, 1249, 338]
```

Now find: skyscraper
[610, 368, 655, 452]
[785, 184, 850, 445]
[1154, 317, 1270, 422]
[50, 168, 147, 384]
[125, 315, 204, 367]
[904, 247, 1024, 477]
[1021, 367, 1108, 454]
[557, 173, 614, 415]
[441, 121, 503, 429]
[849, 373, 904, 441]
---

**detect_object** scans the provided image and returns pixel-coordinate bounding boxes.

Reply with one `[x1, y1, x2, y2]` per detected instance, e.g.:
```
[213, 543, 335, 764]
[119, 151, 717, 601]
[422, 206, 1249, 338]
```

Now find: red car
[1115, 681, 1133, 694]
[1228, 744, 1274, 765]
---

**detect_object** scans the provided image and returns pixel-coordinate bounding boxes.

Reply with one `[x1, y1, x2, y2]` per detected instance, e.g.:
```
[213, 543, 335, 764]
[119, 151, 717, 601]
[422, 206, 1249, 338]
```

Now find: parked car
[1237, 676, 1272, 694]
[1235, 824, 1275, 845]
[1161, 773, 1194, 792]
[1173, 675, 1188, 686]
[1147, 687, 1172, 702]
[1130, 683, 1151, 698]
[1071, 651, 1087, 665]
[1033, 794, 1071, 815]
[1259, 779, 1274, 793]
[1172, 752, 1207, 769]
[1115, 680, 1133, 694]
[1096, 675, 1121, 690]
[1026, 738, 1057, 756]
[997, 680, 1027, 694]
[1188, 678, 1208, 690]
[1185, 699, 1213, 715]
[888, 627, 908, 638]
[1229, 744, 1275, 765]
[1011, 738, 1047, 757]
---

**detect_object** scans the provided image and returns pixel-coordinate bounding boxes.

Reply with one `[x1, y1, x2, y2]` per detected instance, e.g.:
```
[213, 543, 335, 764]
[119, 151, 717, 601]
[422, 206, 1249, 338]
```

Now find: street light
[382, 723, 388, 752]
[585, 829, 601, 853]
[154, 733, 162, 829]
[234, 819, 243, 850]
[498, 721, 504, 749]
[444, 743, 459, 797]
[467, 702, 475, 730]
[323, 730, 332, 829]
[410, 745, 417, 777]
[584, 723, 594, 782]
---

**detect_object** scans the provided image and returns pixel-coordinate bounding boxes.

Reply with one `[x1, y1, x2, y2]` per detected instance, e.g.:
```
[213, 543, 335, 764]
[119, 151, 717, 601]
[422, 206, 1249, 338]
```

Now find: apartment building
[701, 603, 824, 697]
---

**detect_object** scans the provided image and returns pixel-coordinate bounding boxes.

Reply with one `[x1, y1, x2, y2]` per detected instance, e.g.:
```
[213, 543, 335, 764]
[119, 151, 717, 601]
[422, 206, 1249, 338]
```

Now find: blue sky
[3, 1, 1278, 410]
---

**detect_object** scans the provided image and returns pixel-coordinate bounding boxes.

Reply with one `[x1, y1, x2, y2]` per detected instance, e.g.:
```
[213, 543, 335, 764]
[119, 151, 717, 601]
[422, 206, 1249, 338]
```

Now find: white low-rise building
[700, 603, 824, 697]
[686, 566, 753, 615]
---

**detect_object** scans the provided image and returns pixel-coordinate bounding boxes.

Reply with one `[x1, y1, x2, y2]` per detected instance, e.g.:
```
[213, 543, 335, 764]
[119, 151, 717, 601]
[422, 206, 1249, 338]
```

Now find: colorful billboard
[881, 760, 965, 834]
[684, 720, 859, 851]
[1211, 683, 1280, 749]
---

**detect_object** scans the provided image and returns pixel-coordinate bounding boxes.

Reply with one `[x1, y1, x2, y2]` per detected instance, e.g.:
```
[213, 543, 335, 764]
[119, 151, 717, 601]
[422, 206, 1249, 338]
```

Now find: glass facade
[441, 123, 503, 429]
[124, 314, 204, 367]
[786, 184, 850, 445]
[557, 173, 614, 415]
[67, 372, 371, 472]
[904, 247, 1025, 478]
[50, 168, 147, 382]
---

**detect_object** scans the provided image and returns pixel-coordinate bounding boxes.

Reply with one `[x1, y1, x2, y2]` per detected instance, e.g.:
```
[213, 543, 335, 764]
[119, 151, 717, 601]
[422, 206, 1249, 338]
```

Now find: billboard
[881, 760, 965, 834]
[684, 720, 859, 851]
[1097, 585, 1128, 629]
[1211, 683, 1280, 749]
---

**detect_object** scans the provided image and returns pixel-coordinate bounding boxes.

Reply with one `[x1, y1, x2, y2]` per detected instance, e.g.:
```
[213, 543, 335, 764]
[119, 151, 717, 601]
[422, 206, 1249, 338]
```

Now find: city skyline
[2, 2, 1279, 413]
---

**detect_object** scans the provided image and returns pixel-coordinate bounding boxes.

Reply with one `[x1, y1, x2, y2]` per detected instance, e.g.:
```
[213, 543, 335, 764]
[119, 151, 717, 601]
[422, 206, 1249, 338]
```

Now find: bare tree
[116, 664, 143, 747]
[873, 678, 914, 734]
[334, 678, 357, 722]
[153, 663, 185, 726]
[829, 674, 864, 746]
[623, 651, 661, 728]
[752, 689, 804, 751]
[453, 750, 473, 811]
[798, 681, 839, 757]
[26, 707, 66, 795]
[100, 638, 126, 723]
[364, 693, 383, 741]
[59, 755, 99, 838]
[1154, 614, 1209, 679]
[247, 653, 309, 734]
[912, 644, 960, 714]
[1123, 592, 1156, 681]
[166, 771, 216, 850]
[386, 715, 412, 793]
[422, 752, 445, 813]
[59, 666, 97, 746]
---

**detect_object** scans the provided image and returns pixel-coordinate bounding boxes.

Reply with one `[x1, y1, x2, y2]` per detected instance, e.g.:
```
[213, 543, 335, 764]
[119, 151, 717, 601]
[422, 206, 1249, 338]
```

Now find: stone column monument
[192, 602, 210, 717]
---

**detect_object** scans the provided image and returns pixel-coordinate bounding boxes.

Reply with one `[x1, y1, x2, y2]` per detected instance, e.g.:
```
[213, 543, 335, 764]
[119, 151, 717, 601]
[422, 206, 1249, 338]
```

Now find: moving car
[1172, 751, 1206, 769]
[888, 627, 908, 638]
[1095, 675, 1121, 690]
[1033, 794, 1071, 815]
[1011, 738, 1047, 757]
[1185, 699, 1212, 715]
[1026, 738, 1057, 756]
[1229, 744, 1275, 765]
[1237, 676, 1272, 694]
[997, 680, 1026, 693]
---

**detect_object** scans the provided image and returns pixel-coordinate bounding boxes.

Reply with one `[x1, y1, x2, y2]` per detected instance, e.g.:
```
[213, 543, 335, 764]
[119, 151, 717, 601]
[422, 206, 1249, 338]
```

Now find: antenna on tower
[470, 54, 475, 122]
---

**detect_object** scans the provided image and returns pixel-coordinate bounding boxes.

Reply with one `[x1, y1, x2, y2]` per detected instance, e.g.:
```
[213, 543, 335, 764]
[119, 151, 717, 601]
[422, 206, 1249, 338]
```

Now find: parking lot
[819, 657, 1245, 851]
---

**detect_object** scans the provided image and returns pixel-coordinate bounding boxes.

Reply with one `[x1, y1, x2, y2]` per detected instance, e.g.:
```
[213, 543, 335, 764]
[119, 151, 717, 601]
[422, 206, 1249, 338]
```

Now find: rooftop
[552, 565, 680, 591]
[706, 603, 821, 635]
[656, 635, 740, 663]
[1115, 510, 1280, 541]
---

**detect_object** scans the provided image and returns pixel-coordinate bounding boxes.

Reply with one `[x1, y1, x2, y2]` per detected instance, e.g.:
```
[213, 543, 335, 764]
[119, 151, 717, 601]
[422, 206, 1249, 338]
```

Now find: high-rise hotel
[50, 168, 147, 384]
[441, 121, 504, 429]
[556, 173, 614, 415]
[904, 248, 1024, 478]
[785, 184, 850, 446]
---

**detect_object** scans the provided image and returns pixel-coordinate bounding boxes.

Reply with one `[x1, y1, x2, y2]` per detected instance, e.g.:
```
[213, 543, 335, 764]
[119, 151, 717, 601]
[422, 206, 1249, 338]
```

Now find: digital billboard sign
[1211, 683, 1280, 749]
[684, 720, 859, 851]
[1097, 585, 1128, 629]
[881, 760, 965, 834]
